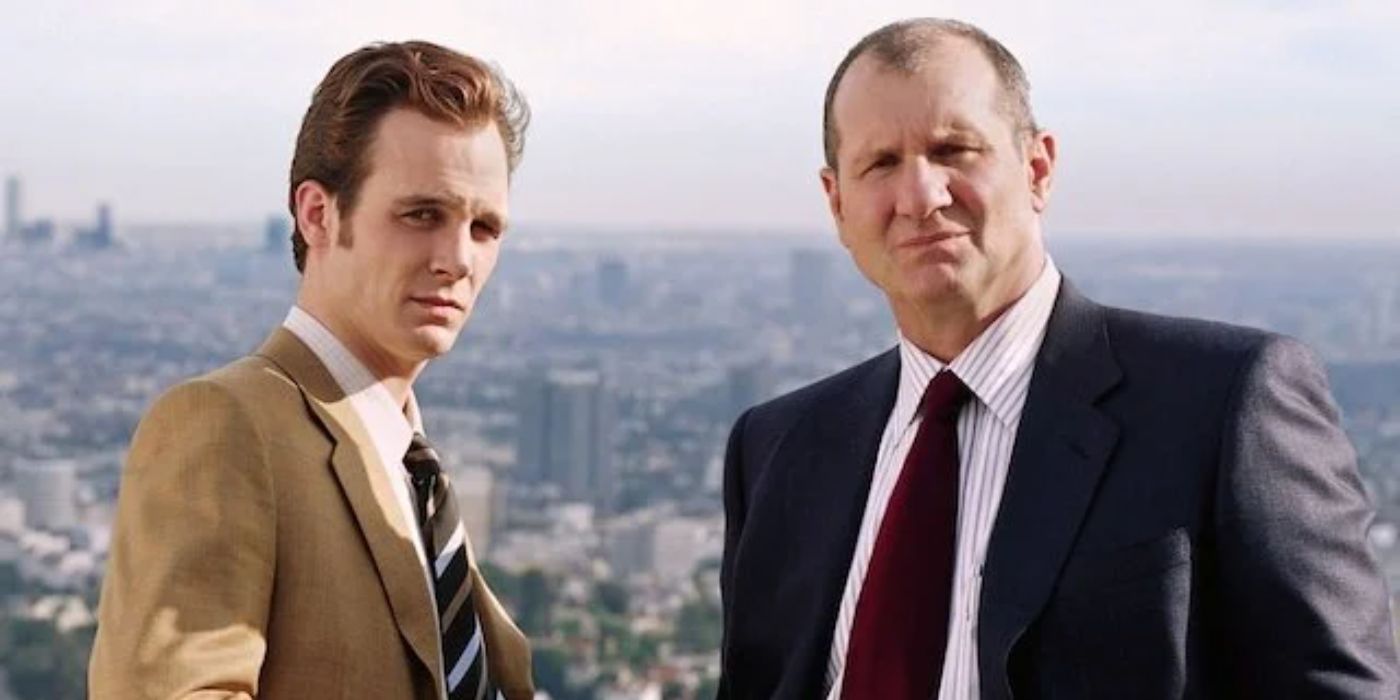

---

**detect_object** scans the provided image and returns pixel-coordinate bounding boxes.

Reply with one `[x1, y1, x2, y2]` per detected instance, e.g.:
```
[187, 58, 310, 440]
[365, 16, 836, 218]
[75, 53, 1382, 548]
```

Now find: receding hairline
[822, 19, 1038, 171]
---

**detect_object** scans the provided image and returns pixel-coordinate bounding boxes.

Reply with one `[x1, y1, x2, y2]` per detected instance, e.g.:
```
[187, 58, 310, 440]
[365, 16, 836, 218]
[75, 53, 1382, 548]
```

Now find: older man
[719, 18, 1399, 699]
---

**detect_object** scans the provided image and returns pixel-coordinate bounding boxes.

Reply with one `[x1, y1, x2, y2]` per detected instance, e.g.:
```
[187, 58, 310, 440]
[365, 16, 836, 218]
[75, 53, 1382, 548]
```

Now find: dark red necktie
[841, 369, 970, 699]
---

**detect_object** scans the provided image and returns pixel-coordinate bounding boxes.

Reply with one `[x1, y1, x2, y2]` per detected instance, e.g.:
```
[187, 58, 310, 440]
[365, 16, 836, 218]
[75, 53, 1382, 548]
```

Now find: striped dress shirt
[825, 259, 1062, 699]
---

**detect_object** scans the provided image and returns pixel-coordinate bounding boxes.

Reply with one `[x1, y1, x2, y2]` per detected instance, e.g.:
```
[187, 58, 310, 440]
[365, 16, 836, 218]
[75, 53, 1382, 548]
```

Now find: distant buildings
[724, 361, 771, 421]
[602, 506, 723, 586]
[18, 219, 55, 247]
[517, 369, 616, 506]
[13, 458, 78, 533]
[598, 257, 630, 308]
[5, 175, 20, 241]
[604, 509, 655, 580]
[0, 494, 24, 535]
[264, 214, 291, 256]
[72, 202, 116, 251]
[1375, 282, 1396, 350]
[3, 174, 53, 246]
[790, 248, 836, 325]
[452, 465, 496, 556]
[4, 175, 117, 250]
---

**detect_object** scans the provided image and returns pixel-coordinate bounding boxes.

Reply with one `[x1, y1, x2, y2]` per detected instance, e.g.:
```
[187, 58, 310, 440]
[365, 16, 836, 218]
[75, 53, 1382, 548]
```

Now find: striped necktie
[404, 433, 494, 700]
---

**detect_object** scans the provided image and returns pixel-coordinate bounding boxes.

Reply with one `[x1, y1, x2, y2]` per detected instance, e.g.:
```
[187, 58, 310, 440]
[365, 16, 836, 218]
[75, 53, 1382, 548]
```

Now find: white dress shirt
[283, 307, 430, 567]
[282, 307, 457, 696]
[825, 259, 1062, 699]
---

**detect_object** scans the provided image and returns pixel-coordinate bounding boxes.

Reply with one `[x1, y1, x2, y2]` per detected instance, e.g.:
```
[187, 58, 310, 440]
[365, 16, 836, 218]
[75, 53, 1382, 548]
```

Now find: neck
[295, 289, 424, 409]
[378, 374, 417, 410]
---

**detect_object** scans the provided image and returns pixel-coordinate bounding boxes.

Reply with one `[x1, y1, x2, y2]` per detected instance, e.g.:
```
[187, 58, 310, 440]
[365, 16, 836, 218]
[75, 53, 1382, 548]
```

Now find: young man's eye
[472, 221, 502, 240]
[404, 209, 441, 226]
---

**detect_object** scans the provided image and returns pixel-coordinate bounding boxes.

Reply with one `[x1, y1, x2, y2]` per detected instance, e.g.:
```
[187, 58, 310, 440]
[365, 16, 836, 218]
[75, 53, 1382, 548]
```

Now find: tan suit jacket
[90, 329, 534, 699]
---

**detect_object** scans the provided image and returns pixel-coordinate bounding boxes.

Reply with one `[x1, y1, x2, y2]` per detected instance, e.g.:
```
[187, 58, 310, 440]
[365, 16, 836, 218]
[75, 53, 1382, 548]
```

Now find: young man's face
[310, 108, 510, 377]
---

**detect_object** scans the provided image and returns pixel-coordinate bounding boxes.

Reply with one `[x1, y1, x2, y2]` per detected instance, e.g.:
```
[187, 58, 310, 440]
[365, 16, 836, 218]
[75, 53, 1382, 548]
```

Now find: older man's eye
[863, 155, 897, 175]
[932, 143, 975, 159]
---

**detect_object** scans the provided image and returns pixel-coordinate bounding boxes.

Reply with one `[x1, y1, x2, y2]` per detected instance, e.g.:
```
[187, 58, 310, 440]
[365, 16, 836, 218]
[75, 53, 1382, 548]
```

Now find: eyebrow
[394, 193, 508, 231]
[851, 127, 985, 164]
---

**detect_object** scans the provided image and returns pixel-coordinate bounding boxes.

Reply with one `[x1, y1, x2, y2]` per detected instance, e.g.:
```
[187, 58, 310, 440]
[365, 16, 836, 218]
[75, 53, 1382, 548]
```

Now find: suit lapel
[777, 349, 901, 695]
[978, 282, 1122, 700]
[255, 329, 444, 692]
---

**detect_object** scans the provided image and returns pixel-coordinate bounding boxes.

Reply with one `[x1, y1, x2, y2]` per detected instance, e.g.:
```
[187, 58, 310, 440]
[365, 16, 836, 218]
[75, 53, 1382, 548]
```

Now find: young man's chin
[406, 326, 462, 359]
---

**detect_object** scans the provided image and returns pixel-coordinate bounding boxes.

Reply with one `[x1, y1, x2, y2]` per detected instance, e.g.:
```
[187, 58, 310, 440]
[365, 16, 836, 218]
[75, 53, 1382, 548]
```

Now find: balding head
[822, 19, 1038, 171]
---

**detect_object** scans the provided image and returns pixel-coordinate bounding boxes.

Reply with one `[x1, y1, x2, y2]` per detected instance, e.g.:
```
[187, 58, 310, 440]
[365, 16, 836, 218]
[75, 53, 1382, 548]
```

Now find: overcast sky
[1, 0, 1397, 239]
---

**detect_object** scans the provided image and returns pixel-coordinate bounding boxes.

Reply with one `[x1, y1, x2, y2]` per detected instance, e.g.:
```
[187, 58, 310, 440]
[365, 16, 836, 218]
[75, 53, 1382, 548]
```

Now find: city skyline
[2, 0, 1398, 239]
[2, 236, 1399, 697]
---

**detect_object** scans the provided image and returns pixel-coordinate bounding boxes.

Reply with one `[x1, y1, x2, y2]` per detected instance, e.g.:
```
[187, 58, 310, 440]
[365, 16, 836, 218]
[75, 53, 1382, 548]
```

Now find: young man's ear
[294, 180, 337, 249]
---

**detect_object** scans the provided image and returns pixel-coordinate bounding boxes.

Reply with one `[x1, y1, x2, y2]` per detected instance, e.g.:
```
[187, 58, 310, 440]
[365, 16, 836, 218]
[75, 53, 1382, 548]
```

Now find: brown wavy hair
[288, 40, 530, 272]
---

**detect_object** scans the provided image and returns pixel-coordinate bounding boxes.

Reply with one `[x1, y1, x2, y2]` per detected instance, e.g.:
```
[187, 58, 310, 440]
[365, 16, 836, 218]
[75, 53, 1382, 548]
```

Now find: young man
[90, 41, 534, 699]
[719, 19, 1399, 699]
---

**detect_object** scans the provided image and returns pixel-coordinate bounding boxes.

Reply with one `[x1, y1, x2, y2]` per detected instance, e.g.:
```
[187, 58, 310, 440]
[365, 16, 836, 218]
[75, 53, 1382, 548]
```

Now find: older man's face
[821, 39, 1054, 320]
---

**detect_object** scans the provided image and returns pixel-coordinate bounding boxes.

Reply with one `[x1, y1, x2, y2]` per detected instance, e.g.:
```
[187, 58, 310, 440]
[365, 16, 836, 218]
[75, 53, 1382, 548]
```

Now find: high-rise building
[264, 214, 291, 255]
[13, 458, 78, 532]
[549, 371, 613, 503]
[790, 248, 836, 325]
[597, 257, 630, 308]
[515, 371, 549, 484]
[73, 203, 116, 250]
[4, 176, 19, 241]
[95, 202, 113, 246]
[515, 369, 615, 505]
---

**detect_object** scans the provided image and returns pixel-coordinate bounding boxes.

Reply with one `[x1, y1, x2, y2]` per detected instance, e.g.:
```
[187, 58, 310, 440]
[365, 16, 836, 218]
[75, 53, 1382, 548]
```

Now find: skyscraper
[4, 176, 20, 241]
[515, 370, 550, 484]
[515, 369, 615, 505]
[96, 202, 113, 245]
[73, 202, 115, 250]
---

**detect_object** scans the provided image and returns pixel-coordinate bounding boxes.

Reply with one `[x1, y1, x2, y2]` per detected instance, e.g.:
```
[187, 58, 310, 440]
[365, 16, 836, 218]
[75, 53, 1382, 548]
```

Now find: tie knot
[921, 370, 970, 422]
[404, 432, 442, 480]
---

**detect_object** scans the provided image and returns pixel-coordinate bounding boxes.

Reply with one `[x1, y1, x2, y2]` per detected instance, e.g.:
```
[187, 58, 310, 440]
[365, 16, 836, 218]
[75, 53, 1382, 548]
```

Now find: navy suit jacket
[718, 280, 1399, 699]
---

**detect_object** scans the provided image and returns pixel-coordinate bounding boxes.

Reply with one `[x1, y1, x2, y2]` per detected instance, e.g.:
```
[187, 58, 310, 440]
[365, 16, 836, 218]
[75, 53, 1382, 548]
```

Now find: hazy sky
[2, 0, 1397, 239]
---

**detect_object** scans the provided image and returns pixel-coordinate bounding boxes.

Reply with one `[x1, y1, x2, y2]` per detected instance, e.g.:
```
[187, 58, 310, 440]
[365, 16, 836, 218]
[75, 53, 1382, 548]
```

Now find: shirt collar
[892, 257, 1062, 430]
[282, 306, 423, 468]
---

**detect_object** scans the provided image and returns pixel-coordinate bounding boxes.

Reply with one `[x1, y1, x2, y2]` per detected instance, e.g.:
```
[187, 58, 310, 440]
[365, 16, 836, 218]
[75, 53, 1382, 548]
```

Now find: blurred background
[1, 1, 1398, 698]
